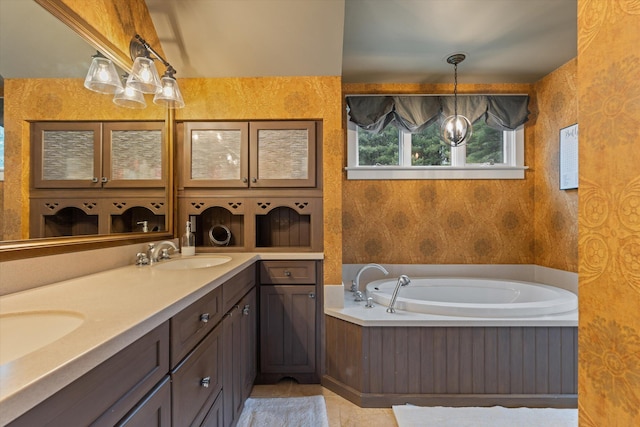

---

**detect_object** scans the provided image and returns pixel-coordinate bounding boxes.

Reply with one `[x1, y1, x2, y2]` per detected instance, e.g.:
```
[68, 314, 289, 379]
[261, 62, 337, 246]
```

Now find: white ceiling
[0, 0, 577, 84]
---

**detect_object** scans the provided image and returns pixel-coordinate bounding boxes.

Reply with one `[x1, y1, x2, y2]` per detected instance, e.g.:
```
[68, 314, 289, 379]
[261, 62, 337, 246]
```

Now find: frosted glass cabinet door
[103, 122, 165, 187]
[32, 122, 102, 188]
[183, 122, 249, 188]
[249, 121, 316, 188]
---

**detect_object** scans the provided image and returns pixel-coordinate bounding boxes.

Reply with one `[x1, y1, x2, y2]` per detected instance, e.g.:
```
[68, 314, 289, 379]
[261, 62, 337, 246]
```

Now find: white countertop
[0, 252, 322, 425]
[325, 290, 578, 328]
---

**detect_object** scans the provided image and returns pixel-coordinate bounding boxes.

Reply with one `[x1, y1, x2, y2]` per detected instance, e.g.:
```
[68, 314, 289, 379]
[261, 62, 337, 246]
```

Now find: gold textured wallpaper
[176, 76, 344, 286]
[577, 1, 640, 425]
[342, 82, 575, 266]
[533, 59, 579, 272]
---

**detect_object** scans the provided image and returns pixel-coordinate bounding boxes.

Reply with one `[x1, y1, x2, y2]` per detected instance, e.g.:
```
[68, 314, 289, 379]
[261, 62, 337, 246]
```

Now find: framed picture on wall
[559, 124, 578, 190]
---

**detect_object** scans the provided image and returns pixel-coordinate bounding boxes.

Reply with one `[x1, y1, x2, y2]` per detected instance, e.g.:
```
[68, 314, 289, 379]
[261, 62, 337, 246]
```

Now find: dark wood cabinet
[171, 321, 223, 427]
[223, 280, 257, 427]
[32, 121, 165, 189]
[258, 261, 319, 384]
[8, 322, 169, 427]
[180, 121, 316, 189]
[170, 284, 223, 367]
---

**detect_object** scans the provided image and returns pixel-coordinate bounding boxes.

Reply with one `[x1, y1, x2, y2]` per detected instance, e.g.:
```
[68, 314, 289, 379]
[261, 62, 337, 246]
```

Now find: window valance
[346, 95, 530, 133]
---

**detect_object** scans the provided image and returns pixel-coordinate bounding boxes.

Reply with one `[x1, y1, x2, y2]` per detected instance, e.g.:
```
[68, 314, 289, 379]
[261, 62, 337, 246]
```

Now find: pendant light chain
[453, 62, 459, 118]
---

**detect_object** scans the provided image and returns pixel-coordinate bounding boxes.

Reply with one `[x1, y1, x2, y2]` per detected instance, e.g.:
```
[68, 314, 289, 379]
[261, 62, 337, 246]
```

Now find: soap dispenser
[182, 221, 196, 256]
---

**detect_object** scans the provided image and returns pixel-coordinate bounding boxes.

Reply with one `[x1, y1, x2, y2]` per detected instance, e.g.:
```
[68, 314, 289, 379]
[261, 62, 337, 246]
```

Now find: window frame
[346, 120, 527, 180]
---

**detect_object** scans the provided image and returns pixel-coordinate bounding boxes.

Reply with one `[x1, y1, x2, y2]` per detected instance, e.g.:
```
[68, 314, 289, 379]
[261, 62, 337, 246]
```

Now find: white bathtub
[366, 277, 578, 318]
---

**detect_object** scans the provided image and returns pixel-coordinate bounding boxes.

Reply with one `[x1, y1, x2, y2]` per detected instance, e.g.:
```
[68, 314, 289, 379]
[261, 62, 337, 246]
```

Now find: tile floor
[249, 380, 398, 427]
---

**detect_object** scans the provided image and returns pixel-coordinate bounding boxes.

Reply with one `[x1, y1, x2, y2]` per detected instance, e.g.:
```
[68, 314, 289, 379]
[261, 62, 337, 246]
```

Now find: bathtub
[366, 277, 577, 318]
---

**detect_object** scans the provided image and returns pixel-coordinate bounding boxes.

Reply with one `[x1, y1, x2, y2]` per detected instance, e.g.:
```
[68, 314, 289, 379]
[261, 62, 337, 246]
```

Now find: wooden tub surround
[323, 316, 577, 408]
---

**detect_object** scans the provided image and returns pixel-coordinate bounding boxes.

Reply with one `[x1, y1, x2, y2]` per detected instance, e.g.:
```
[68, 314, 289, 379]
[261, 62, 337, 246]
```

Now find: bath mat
[236, 395, 329, 427]
[393, 405, 577, 427]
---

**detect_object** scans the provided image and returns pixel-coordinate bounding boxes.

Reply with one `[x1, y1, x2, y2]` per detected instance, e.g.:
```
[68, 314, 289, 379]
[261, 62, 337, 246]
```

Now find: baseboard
[322, 375, 577, 409]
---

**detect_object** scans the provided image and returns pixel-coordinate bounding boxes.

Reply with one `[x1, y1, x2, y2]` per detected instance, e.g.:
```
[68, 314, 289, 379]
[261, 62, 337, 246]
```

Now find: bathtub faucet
[351, 263, 389, 292]
[386, 275, 411, 313]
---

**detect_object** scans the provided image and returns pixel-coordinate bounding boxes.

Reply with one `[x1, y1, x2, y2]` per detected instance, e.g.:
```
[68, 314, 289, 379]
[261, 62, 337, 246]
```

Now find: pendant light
[441, 54, 472, 147]
[113, 75, 147, 109]
[84, 51, 123, 94]
[153, 66, 185, 109]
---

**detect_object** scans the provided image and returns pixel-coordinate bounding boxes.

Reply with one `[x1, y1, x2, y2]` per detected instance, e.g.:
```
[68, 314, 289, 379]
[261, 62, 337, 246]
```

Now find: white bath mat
[237, 395, 329, 427]
[393, 405, 577, 427]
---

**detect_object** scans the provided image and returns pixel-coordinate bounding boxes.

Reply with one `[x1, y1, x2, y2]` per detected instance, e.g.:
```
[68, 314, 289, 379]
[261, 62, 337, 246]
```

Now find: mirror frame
[0, 0, 175, 262]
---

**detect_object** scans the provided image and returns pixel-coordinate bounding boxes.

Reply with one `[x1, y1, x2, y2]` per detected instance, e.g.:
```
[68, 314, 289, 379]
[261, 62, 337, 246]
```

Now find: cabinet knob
[200, 313, 210, 323]
[309, 292, 316, 299]
[200, 376, 211, 388]
[242, 304, 250, 316]
[92, 177, 99, 183]
[284, 270, 291, 277]
[242, 177, 248, 183]
[251, 177, 257, 183]
[101, 177, 108, 183]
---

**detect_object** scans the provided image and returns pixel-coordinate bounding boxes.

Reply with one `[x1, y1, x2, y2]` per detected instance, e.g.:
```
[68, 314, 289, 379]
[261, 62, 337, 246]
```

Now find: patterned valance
[346, 95, 530, 133]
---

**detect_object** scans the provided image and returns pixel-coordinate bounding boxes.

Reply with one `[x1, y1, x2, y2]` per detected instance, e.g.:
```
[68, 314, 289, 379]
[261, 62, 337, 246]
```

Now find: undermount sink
[0, 310, 85, 365]
[153, 255, 232, 271]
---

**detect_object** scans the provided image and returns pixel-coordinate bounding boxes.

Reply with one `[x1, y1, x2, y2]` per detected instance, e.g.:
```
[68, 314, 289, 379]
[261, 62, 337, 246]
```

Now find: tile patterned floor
[249, 380, 398, 427]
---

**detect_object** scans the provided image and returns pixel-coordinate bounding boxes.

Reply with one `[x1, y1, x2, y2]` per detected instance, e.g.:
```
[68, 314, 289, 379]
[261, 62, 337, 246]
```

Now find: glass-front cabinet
[32, 121, 165, 188]
[181, 121, 316, 188]
[29, 121, 167, 238]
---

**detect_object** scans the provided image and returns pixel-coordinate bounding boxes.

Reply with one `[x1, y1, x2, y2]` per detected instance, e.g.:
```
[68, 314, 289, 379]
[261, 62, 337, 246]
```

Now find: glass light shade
[441, 114, 473, 147]
[153, 75, 185, 109]
[113, 83, 147, 109]
[84, 56, 123, 94]
[126, 57, 162, 94]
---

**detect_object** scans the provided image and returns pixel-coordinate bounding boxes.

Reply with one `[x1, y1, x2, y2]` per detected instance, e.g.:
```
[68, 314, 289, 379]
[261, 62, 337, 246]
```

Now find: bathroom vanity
[0, 253, 322, 426]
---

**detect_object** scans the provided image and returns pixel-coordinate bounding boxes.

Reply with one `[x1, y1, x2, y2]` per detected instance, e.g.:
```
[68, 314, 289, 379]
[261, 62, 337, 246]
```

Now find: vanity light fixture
[441, 53, 472, 147]
[127, 34, 185, 109]
[113, 74, 147, 109]
[84, 51, 123, 94]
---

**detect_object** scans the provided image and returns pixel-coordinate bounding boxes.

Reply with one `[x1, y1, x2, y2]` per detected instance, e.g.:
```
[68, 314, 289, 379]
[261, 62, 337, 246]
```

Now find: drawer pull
[201, 376, 211, 388]
[200, 313, 210, 323]
[284, 270, 291, 277]
[309, 292, 316, 299]
[242, 304, 250, 316]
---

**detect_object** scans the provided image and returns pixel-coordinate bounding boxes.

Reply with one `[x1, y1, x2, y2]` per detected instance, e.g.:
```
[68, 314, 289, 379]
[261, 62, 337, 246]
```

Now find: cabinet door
[249, 121, 316, 188]
[103, 122, 165, 188]
[260, 285, 316, 374]
[241, 288, 257, 401]
[172, 323, 223, 427]
[223, 304, 244, 427]
[32, 122, 103, 188]
[183, 122, 249, 188]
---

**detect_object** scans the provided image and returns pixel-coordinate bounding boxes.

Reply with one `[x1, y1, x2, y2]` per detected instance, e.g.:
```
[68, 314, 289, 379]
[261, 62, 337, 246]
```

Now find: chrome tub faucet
[351, 263, 389, 293]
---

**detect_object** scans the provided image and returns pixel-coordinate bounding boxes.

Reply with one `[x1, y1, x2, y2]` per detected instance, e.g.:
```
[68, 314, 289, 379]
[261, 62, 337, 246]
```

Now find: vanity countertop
[0, 252, 323, 425]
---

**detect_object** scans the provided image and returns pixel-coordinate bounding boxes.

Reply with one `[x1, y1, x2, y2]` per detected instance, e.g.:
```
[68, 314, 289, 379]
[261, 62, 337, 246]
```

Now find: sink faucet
[351, 263, 389, 293]
[147, 241, 178, 264]
[386, 275, 411, 313]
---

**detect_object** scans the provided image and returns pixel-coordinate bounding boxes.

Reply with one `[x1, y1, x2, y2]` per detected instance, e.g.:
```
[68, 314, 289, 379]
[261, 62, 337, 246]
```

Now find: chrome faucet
[351, 263, 389, 293]
[386, 275, 411, 313]
[147, 241, 178, 264]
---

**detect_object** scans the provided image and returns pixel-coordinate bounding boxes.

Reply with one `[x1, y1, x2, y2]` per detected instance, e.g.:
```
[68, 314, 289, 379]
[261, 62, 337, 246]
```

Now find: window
[346, 95, 528, 180]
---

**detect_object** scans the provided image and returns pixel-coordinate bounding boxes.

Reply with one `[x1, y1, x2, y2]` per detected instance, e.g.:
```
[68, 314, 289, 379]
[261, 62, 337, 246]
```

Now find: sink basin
[153, 255, 232, 270]
[0, 310, 85, 365]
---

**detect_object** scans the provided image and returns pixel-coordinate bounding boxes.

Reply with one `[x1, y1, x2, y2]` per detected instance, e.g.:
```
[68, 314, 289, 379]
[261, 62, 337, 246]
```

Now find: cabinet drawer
[259, 261, 316, 284]
[171, 286, 223, 367]
[116, 376, 171, 427]
[9, 322, 169, 427]
[172, 324, 223, 427]
[222, 264, 256, 313]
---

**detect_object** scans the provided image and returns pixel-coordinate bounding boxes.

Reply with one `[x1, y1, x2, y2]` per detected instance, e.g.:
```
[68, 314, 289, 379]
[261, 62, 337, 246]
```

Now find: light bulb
[139, 64, 152, 83]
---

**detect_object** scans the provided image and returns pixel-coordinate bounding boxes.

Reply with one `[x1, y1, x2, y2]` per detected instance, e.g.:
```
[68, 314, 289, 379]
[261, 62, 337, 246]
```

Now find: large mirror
[0, 0, 173, 261]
